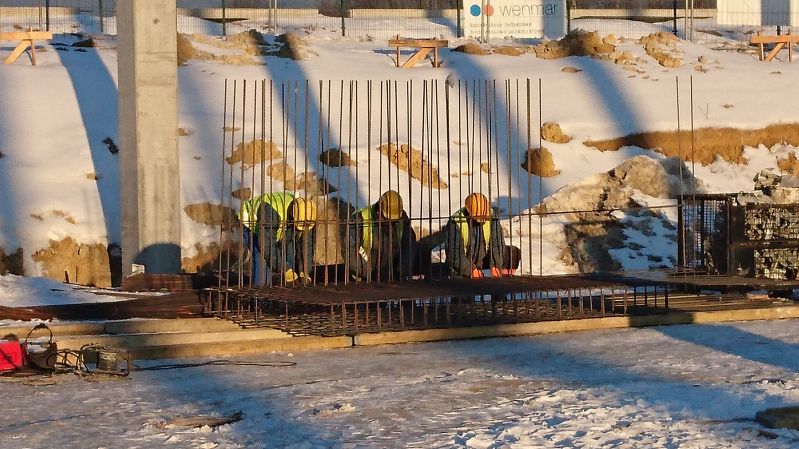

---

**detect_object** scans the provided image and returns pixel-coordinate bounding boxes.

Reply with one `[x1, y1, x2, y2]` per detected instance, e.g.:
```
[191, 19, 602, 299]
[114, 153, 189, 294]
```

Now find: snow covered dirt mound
[534, 156, 696, 272]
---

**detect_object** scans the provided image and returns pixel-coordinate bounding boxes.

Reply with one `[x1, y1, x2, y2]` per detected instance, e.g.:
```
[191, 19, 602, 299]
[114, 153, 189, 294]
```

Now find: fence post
[340, 0, 346, 37]
[99, 0, 105, 34]
[672, 0, 677, 35]
[222, 0, 227, 37]
[457, 4, 462, 38]
[45, 0, 50, 31]
[566, 0, 572, 34]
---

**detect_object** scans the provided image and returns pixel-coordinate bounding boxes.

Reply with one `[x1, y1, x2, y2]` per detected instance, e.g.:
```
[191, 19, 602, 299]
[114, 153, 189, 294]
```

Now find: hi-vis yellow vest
[452, 208, 492, 250]
[239, 192, 294, 240]
[359, 205, 404, 254]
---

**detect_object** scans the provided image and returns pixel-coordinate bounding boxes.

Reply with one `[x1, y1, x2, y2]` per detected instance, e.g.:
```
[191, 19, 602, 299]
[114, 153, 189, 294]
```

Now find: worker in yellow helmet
[347, 190, 417, 282]
[238, 192, 318, 285]
[445, 192, 506, 279]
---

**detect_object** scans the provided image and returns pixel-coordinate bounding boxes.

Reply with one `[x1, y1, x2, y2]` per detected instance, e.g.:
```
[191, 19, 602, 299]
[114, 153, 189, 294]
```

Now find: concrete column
[117, 0, 181, 275]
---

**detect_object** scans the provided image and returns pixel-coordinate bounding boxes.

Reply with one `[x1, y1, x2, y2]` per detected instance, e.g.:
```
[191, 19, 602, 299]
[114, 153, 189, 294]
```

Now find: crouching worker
[348, 190, 417, 282]
[445, 192, 506, 279]
[238, 192, 317, 285]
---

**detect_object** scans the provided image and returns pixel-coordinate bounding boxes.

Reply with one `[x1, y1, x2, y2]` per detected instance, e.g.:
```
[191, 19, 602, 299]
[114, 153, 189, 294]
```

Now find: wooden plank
[0, 31, 53, 41]
[400, 48, 432, 68]
[750, 34, 799, 44]
[4, 40, 30, 65]
[765, 42, 785, 62]
[388, 38, 448, 48]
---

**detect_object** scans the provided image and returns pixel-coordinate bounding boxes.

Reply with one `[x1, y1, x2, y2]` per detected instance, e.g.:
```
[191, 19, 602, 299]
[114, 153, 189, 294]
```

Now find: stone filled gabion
[755, 249, 799, 280]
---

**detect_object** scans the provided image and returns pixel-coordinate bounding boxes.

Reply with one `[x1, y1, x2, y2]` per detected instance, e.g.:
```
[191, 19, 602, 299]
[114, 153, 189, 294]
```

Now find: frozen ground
[3, 319, 799, 448]
[0, 274, 143, 308]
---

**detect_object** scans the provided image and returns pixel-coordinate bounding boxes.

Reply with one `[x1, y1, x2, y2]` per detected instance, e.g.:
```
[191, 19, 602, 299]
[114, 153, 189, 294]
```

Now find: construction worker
[347, 190, 416, 282]
[445, 192, 506, 279]
[238, 192, 318, 285]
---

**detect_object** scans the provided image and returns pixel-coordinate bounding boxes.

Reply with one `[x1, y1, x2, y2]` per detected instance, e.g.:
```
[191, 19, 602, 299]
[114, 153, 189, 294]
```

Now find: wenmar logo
[469, 1, 559, 17]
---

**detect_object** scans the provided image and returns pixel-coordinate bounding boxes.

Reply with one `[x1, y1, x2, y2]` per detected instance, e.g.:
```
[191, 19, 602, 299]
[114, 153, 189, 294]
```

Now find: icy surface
[3, 320, 799, 448]
[0, 274, 137, 308]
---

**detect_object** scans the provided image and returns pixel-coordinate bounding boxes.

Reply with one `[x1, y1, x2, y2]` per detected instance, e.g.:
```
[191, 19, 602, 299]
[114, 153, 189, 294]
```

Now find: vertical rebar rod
[445, 78, 453, 281]
[217, 80, 229, 293]
[537, 79, 543, 277]
[250, 81, 259, 287]
[338, 80, 345, 286]
[393, 81, 400, 281]
[236, 80, 245, 287]
[407, 80, 414, 277]
[676, 77, 685, 268]
[345, 80, 354, 285]
[524, 78, 540, 276]
[260, 80, 267, 288]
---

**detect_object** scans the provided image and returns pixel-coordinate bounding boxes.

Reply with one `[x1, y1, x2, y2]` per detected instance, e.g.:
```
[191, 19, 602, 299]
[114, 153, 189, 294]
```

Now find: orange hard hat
[465, 193, 491, 222]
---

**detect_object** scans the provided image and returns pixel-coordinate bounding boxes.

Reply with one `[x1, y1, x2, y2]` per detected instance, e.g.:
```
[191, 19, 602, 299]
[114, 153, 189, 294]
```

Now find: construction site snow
[1, 17, 798, 281]
[0, 274, 134, 308]
[3, 318, 799, 448]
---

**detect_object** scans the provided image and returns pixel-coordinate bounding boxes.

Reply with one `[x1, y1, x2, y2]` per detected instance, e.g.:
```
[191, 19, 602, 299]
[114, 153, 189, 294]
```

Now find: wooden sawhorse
[750, 32, 799, 62]
[388, 37, 448, 68]
[0, 30, 53, 65]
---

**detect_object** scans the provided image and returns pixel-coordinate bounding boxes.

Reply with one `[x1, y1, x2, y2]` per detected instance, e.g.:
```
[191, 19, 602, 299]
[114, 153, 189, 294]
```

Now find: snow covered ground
[3, 319, 799, 448]
[0, 274, 140, 308]
[2, 24, 797, 277]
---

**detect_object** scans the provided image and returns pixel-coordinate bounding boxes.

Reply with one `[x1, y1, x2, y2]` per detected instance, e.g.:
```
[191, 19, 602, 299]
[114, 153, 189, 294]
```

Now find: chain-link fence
[0, 1, 795, 44]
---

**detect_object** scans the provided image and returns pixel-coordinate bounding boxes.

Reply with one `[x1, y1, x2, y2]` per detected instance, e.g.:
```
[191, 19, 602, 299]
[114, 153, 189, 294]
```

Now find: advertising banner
[463, 0, 566, 40]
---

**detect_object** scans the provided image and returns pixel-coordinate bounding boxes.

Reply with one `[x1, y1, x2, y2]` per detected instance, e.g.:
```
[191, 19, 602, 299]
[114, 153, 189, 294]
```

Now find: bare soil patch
[177, 32, 262, 65]
[274, 32, 316, 60]
[778, 153, 799, 175]
[532, 30, 615, 59]
[52, 210, 76, 224]
[378, 143, 448, 189]
[232, 188, 251, 200]
[492, 46, 525, 57]
[541, 122, 571, 144]
[225, 139, 281, 167]
[267, 162, 296, 183]
[184, 203, 236, 228]
[584, 123, 799, 165]
[640, 32, 682, 68]
[453, 43, 490, 56]
[32, 237, 113, 287]
[521, 147, 560, 177]
[319, 148, 357, 167]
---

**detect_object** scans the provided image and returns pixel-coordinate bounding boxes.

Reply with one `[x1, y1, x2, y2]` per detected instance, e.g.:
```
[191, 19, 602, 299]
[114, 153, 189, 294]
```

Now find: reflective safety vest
[238, 192, 294, 240]
[359, 204, 404, 255]
[452, 208, 492, 251]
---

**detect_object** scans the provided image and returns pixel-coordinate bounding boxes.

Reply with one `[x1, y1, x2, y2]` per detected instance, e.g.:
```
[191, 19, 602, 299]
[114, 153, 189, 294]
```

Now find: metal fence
[1, 0, 795, 43]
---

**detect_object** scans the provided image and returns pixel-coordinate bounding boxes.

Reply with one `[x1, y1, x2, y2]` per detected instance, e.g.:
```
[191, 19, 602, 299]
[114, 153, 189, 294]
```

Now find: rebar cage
[205, 77, 683, 334]
[205, 276, 670, 336]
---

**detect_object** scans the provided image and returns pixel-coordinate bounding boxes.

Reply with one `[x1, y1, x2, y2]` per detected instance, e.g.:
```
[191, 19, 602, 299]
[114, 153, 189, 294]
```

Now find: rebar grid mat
[205, 276, 670, 336]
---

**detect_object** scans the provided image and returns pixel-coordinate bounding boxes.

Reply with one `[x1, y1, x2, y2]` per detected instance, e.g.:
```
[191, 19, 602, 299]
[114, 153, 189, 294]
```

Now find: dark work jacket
[347, 205, 416, 281]
[254, 202, 316, 276]
[444, 210, 505, 277]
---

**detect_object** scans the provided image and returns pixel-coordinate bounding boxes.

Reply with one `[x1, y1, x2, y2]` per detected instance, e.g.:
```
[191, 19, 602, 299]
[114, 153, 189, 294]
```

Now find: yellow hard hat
[378, 190, 403, 220]
[290, 197, 317, 231]
[465, 193, 491, 223]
